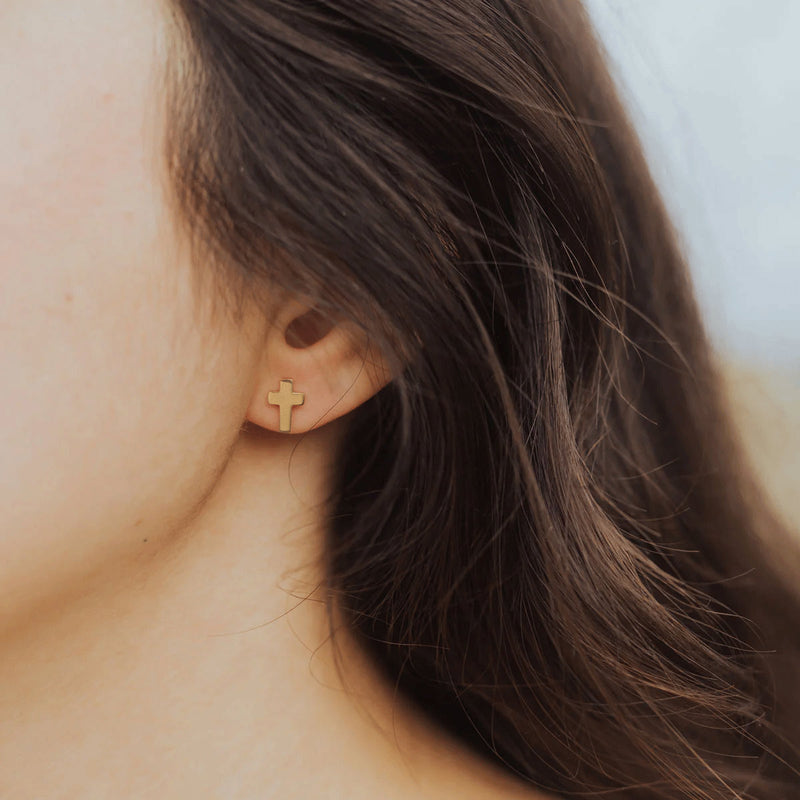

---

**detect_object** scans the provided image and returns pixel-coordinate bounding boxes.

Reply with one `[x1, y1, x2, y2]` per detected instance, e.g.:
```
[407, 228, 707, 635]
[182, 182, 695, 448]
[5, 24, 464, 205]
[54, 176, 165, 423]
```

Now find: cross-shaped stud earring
[267, 378, 305, 433]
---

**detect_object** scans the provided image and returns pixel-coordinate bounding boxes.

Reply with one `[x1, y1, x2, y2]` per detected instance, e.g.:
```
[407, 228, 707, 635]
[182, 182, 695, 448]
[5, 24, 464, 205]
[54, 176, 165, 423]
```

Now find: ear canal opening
[284, 307, 336, 349]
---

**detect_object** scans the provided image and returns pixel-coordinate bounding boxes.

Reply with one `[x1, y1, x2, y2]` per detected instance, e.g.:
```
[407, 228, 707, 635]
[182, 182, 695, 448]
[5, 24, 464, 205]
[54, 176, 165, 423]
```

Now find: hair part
[158, 1, 800, 796]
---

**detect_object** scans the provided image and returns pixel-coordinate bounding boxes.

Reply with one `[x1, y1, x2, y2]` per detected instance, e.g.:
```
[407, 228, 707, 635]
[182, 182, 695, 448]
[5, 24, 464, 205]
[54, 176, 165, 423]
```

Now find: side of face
[0, 0, 266, 626]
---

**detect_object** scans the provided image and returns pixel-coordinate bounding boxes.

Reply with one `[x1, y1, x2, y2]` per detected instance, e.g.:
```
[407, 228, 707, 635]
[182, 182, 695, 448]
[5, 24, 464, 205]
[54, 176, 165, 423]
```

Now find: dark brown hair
[159, 1, 800, 796]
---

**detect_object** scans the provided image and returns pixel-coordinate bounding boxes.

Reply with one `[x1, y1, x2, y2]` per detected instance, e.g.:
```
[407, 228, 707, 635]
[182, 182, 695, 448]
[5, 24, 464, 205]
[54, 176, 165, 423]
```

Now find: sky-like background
[583, 1, 798, 370]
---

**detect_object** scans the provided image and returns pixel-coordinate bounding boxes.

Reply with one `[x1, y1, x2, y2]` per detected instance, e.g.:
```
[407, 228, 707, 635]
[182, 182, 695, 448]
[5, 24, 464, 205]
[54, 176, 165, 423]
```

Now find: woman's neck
[0, 427, 548, 799]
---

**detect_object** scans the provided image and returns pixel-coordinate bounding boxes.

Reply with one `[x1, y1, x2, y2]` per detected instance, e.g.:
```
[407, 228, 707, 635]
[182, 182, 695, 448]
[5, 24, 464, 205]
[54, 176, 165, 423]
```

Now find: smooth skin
[0, 1, 553, 798]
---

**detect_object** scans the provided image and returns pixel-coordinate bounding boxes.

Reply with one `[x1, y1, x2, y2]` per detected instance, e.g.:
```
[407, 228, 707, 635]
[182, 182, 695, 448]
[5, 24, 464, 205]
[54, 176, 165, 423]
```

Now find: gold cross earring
[267, 378, 305, 433]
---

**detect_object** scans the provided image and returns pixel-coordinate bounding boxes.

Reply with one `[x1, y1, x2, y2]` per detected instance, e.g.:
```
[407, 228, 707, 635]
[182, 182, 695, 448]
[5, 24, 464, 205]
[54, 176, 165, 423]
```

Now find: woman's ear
[244, 297, 393, 435]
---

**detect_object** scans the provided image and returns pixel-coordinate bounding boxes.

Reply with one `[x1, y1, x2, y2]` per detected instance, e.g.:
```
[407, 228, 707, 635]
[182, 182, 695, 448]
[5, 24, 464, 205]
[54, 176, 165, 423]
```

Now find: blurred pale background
[584, 1, 799, 528]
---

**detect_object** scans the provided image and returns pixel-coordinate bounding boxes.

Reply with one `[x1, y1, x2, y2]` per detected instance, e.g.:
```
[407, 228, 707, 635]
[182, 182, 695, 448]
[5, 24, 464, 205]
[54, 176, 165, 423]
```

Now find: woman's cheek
[0, 0, 251, 630]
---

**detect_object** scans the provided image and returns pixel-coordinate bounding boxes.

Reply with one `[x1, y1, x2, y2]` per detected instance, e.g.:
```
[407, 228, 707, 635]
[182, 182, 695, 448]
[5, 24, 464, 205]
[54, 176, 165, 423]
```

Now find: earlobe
[244, 302, 393, 435]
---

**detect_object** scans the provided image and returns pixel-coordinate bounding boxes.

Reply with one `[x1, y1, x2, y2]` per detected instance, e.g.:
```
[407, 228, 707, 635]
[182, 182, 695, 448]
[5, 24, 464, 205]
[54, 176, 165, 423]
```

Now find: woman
[2, 1, 798, 797]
